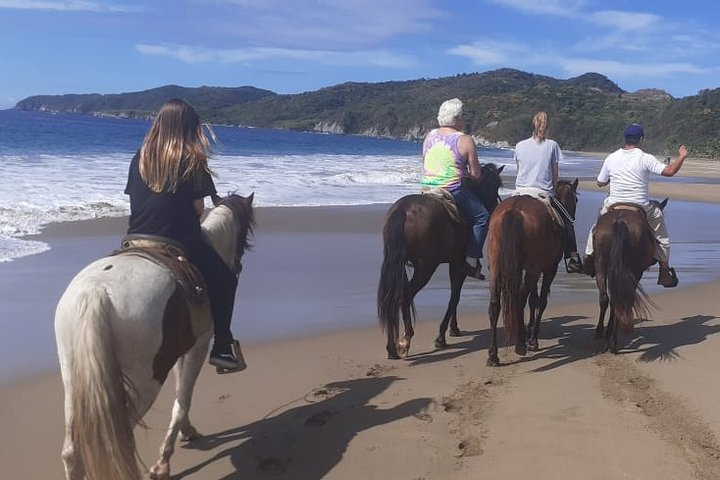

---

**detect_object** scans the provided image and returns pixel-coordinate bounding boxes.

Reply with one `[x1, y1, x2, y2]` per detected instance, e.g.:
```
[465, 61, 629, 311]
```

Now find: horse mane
[217, 193, 255, 253]
[201, 194, 255, 267]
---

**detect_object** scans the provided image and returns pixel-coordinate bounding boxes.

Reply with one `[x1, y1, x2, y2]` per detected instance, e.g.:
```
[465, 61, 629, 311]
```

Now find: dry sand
[2, 170, 720, 479]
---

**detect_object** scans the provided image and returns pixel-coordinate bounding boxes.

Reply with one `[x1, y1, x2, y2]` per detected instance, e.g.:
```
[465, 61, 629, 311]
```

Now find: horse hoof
[397, 340, 410, 358]
[449, 329, 464, 337]
[527, 340, 539, 352]
[181, 429, 201, 442]
[487, 356, 500, 367]
[434, 338, 448, 349]
[387, 352, 401, 360]
[515, 345, 527, 356]
[149, 461, 170, 480]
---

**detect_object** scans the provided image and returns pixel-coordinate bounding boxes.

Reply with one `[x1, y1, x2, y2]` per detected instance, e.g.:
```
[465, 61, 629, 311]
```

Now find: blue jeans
[451, 185, 489, 259]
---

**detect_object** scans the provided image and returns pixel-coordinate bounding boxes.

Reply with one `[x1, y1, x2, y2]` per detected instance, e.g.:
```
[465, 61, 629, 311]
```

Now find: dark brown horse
[486, 179, 579, 366]
[589, 198, 667, 354]
[377, 163, 504, 359]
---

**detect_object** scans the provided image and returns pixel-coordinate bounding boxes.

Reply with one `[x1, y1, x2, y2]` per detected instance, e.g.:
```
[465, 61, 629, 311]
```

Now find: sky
[1, 0, 719, 109]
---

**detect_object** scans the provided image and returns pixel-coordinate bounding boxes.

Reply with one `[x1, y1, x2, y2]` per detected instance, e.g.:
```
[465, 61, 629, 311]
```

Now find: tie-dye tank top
[420, 129, 466, 191]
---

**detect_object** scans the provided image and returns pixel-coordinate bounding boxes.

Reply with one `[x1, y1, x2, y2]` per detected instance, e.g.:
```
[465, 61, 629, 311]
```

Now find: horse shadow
[405, 329, 490, 366]
[172, 376, 431, 480]
[623, 314, 720, 362]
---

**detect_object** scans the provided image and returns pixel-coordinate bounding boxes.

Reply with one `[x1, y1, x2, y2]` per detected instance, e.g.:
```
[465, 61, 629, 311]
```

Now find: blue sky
[1, 0, 719, 109]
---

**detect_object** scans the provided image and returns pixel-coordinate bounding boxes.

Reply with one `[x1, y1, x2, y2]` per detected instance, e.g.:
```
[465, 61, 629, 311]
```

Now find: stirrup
[210, 340, 247, 374]
[565, 256, 583, 274]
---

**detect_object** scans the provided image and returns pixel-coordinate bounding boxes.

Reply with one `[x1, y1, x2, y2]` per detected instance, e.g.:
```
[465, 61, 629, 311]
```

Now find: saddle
[607, 202, 647, 220]
[111, 234, 208, 304]
[421, 187, 461, 223]
[513, 189, 567, 228]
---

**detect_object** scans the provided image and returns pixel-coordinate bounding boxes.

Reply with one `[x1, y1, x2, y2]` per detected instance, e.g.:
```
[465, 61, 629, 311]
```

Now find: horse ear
[247, 192, 255, 205]
[659, 197, 668, 210]
[497, 165, 505, 173]
[572, 178, 579, 188]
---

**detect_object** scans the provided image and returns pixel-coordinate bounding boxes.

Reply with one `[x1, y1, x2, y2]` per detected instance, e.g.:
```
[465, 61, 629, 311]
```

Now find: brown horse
[589, 198, 667, 354]
[486, 179, 579, 366]
[377, 163, 504, 359]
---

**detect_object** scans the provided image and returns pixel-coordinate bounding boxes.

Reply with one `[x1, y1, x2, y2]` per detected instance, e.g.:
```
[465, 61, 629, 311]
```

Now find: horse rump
[56, 286, 143, 480]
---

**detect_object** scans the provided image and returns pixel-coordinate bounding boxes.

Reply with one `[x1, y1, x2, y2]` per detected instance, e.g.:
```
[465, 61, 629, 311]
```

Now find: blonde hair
[139, 98, 214, 193]
[532, 111, 548, 141]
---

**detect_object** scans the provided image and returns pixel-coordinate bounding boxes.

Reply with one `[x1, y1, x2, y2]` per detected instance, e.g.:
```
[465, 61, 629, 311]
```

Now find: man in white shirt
[584, 124, 688, 287]
[514, 111, 582, 273]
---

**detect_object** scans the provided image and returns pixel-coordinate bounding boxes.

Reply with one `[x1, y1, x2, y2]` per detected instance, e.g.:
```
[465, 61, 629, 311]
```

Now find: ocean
[0, 109, 608, 263]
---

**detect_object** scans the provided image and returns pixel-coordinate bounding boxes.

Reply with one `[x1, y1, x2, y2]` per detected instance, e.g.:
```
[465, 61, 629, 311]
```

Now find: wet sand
[1, 171, 720, 479]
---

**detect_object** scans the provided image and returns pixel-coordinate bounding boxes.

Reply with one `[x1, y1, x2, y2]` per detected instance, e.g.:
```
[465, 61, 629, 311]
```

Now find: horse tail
[69, 287, 142, 480]
[498, 210, 524, 341]
[606, 220, 649, 330]
[377, 207, 413, 335]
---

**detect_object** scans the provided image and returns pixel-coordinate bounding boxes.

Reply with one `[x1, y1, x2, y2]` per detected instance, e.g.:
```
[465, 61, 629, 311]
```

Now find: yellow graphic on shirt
[421, 143, 459, 188]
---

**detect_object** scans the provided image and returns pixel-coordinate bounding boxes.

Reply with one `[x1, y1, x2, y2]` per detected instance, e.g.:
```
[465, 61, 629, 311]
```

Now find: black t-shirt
[124, 151, 217, 248]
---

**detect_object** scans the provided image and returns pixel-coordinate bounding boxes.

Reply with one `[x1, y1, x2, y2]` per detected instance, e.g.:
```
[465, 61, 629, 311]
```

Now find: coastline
[1, 178, 720, 478]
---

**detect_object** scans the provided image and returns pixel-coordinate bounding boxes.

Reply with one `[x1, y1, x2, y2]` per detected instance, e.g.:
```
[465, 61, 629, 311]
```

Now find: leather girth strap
[112, 234, 208, 304]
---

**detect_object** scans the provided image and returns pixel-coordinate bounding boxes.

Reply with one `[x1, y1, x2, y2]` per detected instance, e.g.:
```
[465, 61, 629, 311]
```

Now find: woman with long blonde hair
[513, 111, 583, 273]
[124, 98, 242, 370]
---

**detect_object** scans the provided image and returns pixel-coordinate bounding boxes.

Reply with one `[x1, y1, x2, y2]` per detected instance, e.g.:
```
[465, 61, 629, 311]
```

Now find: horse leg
[604, 306, 617, 354]
[534, 267, 558, 351]
[526, 279, 540, 352]
[60, 380, 85, 480]
[594, 273, 609, 353]
[487, 281, 501, 367]
[436, 262, 466, 348]
[150, 334, 211, 480]
[448, 262, 467, 337]
[398, 262, 436, 358]
[513, 272, 535, 357]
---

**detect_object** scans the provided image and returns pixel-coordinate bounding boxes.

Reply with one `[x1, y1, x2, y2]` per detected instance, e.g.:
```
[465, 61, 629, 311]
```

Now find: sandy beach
[2, 168, 720, 479]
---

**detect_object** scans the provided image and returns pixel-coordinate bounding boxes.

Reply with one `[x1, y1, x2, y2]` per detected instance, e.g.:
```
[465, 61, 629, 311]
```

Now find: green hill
[13, 69, 720, 157]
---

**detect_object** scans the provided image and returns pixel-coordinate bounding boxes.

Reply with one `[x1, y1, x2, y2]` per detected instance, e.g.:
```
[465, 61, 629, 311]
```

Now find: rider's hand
[678, 145, 689, 160]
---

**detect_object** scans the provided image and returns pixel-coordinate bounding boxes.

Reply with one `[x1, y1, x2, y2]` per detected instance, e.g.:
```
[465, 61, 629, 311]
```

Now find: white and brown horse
[54, 193, 254, 480]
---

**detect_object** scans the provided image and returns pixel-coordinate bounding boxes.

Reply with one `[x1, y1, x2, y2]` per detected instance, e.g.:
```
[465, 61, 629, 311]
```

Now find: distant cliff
[14, 69, 720, 157]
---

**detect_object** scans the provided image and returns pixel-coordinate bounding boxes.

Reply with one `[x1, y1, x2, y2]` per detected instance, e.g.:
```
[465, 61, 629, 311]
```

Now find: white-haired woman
[420, 98, 488, 279]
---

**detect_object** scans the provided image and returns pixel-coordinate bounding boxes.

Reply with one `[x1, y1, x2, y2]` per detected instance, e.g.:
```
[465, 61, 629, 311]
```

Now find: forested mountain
[13, 69, 720, 156]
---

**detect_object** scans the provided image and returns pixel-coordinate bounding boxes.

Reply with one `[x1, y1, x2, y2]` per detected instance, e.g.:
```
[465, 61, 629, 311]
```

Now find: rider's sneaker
[657, 266, 679, 288]
[209, 342, 240, 371]
[566, 254, 583, 274]
[464, 261, 486, 280]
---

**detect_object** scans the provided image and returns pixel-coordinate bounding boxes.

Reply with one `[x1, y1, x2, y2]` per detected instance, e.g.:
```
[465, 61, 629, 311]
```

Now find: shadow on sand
[173, 376, 431, 480]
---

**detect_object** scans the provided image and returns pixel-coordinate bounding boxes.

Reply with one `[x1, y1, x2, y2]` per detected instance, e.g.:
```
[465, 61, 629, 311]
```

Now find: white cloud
[200, 0, 442, 50]
[135, 43, 417, 68]
[486, 0, 584, 17]
[448, 40, 528, 66]
[0, 0, 135, 12]
[558, 58, 707, 78]
[588, 10, 661, 30]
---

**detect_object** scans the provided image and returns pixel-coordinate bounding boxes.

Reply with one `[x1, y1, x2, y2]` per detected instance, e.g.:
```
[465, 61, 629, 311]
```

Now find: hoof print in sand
[458, 436, 483, 457]
[365, 363, 396, 377]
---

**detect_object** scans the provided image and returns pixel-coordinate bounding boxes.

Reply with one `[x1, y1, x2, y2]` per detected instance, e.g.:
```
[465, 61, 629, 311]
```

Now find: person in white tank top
[584, 123, 688, 287]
